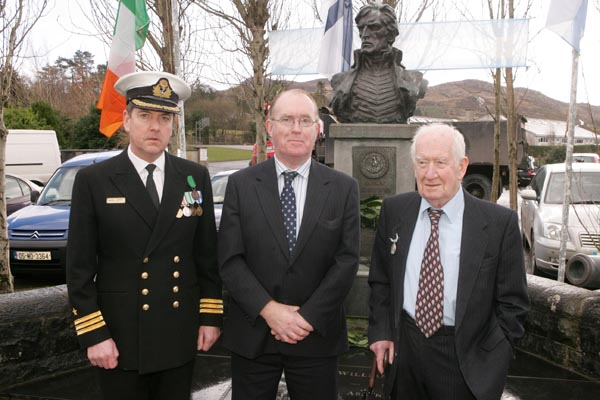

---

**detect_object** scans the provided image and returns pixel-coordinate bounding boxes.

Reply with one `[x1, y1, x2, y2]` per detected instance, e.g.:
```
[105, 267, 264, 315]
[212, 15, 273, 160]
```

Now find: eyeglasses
[270, 116, 317, 128]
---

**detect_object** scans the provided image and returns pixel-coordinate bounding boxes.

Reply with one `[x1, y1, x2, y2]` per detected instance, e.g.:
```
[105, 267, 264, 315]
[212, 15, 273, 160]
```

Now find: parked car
[5, 174, 42, 215]
[572, 153, 600, 163]
[7, 151, 120, 275]
[517, 156, 537, 188]
[520, 163, 600, 277]
[211, 169, 238, 230]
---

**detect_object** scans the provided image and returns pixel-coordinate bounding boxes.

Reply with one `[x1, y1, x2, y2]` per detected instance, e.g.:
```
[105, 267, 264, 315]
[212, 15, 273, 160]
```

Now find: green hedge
[528, 145, 600, 166]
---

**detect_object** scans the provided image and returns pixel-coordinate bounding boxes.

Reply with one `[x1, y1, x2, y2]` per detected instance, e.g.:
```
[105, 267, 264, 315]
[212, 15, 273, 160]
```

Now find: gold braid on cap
[130, 99, 180, 113]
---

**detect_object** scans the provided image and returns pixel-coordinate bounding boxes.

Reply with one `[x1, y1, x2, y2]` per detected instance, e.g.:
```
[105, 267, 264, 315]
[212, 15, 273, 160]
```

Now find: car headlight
[542, 222, 567, 241]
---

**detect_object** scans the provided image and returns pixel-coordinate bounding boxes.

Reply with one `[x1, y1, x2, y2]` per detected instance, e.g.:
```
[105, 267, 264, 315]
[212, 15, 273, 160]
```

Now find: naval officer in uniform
[66, 71, 223, 400]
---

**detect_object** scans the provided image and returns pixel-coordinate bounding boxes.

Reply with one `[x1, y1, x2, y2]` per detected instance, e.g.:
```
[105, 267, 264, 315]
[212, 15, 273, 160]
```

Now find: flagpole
[171, 0, 186, 159]
[557, 48, 579, 282]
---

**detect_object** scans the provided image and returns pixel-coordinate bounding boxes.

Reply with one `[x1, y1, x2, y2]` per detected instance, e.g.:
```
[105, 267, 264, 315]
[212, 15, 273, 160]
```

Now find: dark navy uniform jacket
[67, 150, 222, 374]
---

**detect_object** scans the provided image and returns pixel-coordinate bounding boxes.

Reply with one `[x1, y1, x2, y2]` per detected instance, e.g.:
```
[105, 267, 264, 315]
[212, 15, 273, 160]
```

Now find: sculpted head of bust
[355, 3, 399, 56]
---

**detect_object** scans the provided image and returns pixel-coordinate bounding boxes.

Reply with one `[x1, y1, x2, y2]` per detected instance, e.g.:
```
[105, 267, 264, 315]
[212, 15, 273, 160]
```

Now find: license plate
[15, 251, 51, 261]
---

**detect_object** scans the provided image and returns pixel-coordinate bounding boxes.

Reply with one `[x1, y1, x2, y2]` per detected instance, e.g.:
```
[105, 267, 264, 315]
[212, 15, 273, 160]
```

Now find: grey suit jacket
[218, 158, 360, 359]
[368, 190, 529, 400]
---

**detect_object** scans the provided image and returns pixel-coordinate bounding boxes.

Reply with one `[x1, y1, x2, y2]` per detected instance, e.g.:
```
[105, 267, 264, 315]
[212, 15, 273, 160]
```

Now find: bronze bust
[330, 2, 427, 123]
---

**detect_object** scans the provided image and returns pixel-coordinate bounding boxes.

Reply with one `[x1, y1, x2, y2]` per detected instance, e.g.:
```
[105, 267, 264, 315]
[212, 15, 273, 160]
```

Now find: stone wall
[0, 285, 85, 390]
[520, 275, 600, 379]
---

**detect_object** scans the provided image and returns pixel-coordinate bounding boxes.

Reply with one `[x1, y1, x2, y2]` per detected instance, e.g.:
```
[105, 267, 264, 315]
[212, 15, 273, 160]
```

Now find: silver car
[211, 169, 238, 230]
[521, 163, 600, 276]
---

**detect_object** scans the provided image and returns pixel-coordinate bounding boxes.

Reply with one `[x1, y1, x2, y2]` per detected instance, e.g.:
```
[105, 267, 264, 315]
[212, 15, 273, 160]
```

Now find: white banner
[270, 18, 529, 76]
[546, 0, 588, 52]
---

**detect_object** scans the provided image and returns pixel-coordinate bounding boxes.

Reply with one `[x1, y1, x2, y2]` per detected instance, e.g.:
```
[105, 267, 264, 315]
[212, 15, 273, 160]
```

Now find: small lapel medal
[389, 233, 399, 255]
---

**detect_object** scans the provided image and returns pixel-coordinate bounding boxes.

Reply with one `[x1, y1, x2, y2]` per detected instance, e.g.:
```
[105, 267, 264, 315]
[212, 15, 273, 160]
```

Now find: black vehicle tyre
[462, 174, 492, 200]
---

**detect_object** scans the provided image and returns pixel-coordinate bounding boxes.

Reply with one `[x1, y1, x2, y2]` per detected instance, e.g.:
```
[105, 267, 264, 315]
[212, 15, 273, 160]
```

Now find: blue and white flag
[546, 0, 588, 53]
[317, 0, 353, 76]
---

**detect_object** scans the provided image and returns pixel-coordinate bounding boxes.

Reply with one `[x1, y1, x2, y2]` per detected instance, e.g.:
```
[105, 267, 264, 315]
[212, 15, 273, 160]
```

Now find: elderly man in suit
[67, 71, 223, 400]
[368, 123, 529, 400]
[218, 89, 360, 399]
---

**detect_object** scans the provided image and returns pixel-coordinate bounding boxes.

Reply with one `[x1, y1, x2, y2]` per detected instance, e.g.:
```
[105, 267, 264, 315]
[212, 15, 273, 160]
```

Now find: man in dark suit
[67, 71, 223, 400]
[218, 89, 360, 399]
[368, 123, 529, 400]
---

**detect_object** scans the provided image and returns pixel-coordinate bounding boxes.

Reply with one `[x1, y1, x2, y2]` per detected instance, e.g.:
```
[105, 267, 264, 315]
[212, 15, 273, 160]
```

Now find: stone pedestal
[331, 123, 419, 200]
[331, 123, 420, 258]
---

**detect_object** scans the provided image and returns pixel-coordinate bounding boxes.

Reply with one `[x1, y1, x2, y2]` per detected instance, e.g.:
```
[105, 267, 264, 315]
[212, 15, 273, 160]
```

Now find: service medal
[183, 206, 192, 217]
[187, 175, 197, 189]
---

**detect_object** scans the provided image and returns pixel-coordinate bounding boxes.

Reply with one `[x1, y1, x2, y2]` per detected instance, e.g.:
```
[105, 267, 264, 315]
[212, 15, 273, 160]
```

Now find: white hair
[410, 123, 466, 165]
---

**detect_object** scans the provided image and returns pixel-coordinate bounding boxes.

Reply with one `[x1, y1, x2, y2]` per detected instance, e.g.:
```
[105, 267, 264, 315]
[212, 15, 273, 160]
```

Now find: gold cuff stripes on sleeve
[199, 298, 223, 314]
[74, 310, 107, 335]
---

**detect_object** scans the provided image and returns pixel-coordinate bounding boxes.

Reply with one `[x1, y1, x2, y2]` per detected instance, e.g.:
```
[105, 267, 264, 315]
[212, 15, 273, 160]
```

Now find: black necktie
[145, 164, 160, 210]
[281, 171, 298, 256]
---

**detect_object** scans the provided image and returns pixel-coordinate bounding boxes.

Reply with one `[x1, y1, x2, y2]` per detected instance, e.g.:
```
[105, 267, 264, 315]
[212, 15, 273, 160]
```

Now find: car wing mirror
[520, 189, 538, 201]
[30, 190, 41, 203]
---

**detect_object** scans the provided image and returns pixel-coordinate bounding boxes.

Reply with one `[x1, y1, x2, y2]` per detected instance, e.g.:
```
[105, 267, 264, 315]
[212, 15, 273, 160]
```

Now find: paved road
[3, 345, 599, 400]
[208, 160, 248, 176]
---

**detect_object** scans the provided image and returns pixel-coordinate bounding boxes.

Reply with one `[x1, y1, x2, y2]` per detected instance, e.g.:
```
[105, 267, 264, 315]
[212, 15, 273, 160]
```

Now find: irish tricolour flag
[97, 0, 149, 137]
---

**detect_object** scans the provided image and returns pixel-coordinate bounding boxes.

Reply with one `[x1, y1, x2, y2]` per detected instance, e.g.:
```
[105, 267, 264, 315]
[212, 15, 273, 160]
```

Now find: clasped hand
[260, 300, 314, 344]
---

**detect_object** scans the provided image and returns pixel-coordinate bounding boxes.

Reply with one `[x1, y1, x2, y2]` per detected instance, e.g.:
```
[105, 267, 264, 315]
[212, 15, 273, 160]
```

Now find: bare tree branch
[194, 0, 291, 163]
[0, 0, 50, 293]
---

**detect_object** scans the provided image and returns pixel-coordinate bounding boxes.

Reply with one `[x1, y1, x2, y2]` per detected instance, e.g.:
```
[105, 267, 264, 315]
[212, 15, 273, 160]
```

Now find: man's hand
[197, 326, 221, 351]
[369, 340, 394, 374]
[260, 300, 313, 344]
[87, 338, 119, 369]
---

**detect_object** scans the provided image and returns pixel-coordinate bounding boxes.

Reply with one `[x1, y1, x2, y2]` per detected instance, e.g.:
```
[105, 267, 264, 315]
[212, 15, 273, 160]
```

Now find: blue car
[8, 151, 121, 275]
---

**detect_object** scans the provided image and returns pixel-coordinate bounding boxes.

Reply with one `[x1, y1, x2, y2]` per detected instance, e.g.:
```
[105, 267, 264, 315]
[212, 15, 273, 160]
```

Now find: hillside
[205, 78, 600, 135]
[285, 78, 600, 133]
[419, 79, 600, 130]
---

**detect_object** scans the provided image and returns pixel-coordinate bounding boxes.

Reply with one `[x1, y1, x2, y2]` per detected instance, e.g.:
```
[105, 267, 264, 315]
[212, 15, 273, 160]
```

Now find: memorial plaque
[353, 146, 396, 199]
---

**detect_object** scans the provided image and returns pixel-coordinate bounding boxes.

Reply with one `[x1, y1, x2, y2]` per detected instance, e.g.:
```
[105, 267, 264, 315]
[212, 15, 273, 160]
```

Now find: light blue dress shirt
[403, 189, 465, 326]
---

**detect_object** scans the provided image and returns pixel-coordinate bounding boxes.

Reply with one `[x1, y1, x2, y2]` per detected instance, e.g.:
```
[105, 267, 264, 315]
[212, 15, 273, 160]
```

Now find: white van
[6, 130, 61, 185]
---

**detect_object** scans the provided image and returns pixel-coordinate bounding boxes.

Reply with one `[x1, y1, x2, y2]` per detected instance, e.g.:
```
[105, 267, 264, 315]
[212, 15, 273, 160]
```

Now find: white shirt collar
[274, 156, 311, 179]
[418, 187, 464, 224]
[127, 146, 166, 175]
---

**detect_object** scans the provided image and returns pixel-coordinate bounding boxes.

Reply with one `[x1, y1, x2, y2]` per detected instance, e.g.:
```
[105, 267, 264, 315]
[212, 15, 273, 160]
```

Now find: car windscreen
[544, 171, 600, 204]
[211, 175, 229, 204]
[38, 166, 83, 206]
